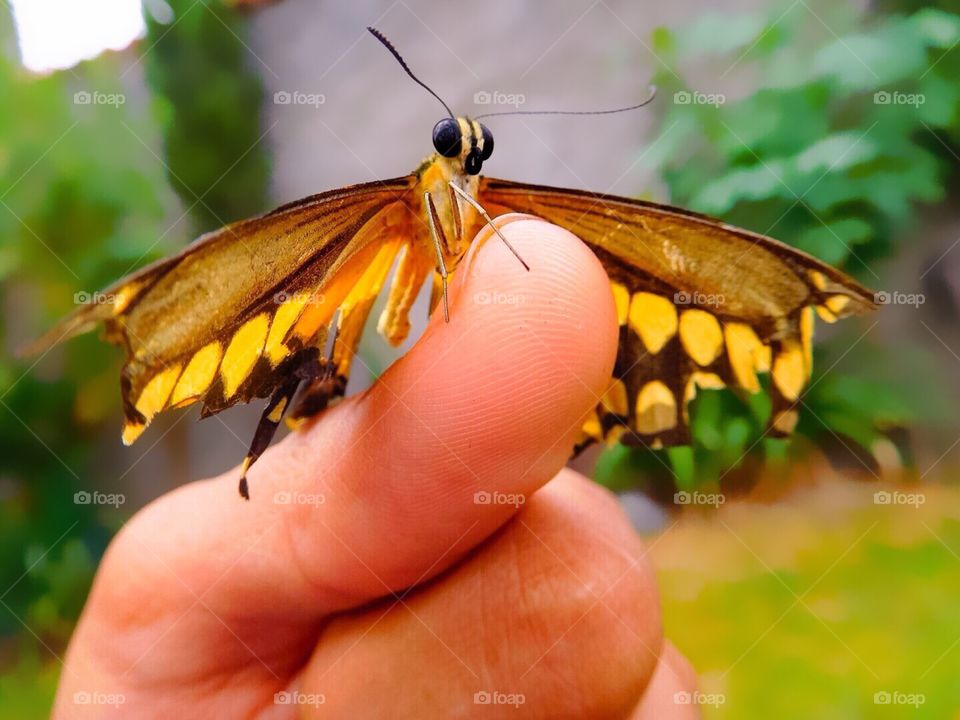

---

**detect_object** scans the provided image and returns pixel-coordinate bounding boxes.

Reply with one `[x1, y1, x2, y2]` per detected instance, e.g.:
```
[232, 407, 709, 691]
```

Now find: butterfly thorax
[413, 152, 481, 267]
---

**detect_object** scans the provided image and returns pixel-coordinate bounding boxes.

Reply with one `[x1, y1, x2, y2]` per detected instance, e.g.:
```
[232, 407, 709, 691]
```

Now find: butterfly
[27, 28, 877, 499]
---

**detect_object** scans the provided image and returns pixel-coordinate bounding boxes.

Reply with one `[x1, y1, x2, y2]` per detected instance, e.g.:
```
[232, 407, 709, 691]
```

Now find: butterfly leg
[424, 191, 451, 322]
[238, 374, 301, 500]
[448, 182, 530, 272]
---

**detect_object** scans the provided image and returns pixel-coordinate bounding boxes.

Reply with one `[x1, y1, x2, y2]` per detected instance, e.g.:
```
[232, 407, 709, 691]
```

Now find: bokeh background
[1, 0, 958, 717]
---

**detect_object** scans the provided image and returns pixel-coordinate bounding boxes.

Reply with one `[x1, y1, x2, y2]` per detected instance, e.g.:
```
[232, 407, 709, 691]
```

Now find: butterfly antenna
[367, 27, 455, 119]
[475, 85, 657, 119]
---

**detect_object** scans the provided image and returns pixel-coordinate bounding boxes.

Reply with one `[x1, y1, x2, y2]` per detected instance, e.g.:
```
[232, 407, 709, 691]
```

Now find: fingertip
[370, 214, 618, 478]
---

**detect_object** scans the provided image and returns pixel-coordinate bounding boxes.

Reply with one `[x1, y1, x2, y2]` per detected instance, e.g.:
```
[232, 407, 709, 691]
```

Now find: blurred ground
[650, 469, 960, 718]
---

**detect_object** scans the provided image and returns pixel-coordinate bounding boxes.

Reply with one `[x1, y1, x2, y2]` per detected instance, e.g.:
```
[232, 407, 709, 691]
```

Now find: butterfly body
[414, 150, 480, 263]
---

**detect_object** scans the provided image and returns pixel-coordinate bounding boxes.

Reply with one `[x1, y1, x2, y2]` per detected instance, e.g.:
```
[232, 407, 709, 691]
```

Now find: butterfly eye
[480, 123, 494, 161]
[432, 118, 461, 158]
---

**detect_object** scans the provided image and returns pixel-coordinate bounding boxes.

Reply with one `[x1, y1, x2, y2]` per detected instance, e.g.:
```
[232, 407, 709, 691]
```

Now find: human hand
[54, 216, 697, 718]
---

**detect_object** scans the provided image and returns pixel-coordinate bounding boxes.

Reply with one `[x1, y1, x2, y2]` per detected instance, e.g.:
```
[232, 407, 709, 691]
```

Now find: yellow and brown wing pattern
[478, 177, 877, 452]
[29, 176, 417, 444]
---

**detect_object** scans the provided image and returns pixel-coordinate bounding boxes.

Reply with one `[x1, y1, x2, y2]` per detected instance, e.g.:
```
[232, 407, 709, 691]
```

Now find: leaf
[910, 7, 960, 48]
[793, 132, 880, 176]
[813, 26, 928, 89]
[674, 12, 770, 58]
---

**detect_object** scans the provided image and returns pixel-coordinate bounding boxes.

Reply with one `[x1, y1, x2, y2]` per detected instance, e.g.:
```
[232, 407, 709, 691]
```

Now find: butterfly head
[432, 117, 493, 175]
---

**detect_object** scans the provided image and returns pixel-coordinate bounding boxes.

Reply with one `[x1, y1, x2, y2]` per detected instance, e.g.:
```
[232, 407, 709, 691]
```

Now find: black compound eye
[432, 118, 461, 158]
[480, 123, 494, 161]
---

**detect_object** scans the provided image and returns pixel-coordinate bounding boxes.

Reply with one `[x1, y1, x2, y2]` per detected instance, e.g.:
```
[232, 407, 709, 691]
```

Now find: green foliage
[0, 7, 175, 688]
[600, 2, 960, 491]
[0, 2, 268, 712]
[143, 0, 269, 231]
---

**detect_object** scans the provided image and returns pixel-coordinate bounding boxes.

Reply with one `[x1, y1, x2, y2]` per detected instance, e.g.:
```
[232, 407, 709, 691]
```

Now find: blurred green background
[1, 0, 958, 717]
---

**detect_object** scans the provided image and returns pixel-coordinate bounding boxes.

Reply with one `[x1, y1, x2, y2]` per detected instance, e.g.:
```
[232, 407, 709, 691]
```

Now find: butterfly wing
[29, 176, 417, 444]
[478, 177, 877, 451]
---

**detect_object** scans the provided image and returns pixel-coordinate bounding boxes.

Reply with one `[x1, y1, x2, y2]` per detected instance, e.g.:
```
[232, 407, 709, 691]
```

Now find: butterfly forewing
[33, 176, 416, 443]
[478, 177, 877, 451]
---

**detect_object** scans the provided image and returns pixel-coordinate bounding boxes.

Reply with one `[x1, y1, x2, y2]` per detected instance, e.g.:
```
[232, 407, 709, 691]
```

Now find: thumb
[268, 213, 619, 597]
[94, 216, 619, 622]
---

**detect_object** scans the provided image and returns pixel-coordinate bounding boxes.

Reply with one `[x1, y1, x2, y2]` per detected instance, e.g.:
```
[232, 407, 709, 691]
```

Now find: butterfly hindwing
[478, 177, 876, 452]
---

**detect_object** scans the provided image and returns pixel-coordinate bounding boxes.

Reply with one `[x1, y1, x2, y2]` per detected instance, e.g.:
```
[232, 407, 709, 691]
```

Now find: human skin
[53, 216, 698, 718]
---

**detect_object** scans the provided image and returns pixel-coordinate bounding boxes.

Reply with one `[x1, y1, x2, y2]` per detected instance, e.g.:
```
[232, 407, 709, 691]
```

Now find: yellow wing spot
[169, 342, 222, 408]
[772, 409, 799, 434]
[600, 378, 629, 417]
[635, 380, 677, 434]
[682, 372, 724, 421]
[755, 343, 772, 373]
[628, 292, 677, 354]
[285, 415, 308, 432]
[808, 270, 828, 291]
[112, 278, 149, 315]
[581, 409, 603, 442]
[121, 420, 145, 446]
[724, 323, 763, 393]
[772, 340, 805, 401]
[221, 314, 269, 399]
[800, 306, 814, 379]
[267, 397, 289, 423]
[679, 309, 723, 366]
[604, 423, 627, 446]
[693, 371, 724, 390]
[825, 294, 850, 316]
[125, 363, 183, 445]
[610, 282, 630, 325]
[816, 305, 839, 323]
[265, 293, 312, 366]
